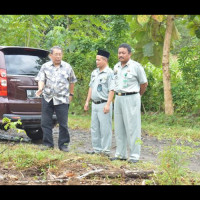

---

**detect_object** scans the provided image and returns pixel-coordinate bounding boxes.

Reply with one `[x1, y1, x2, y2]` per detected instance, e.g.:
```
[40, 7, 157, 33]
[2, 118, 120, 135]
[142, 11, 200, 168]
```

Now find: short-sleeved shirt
[35, 60, 77, 105]
[89, 66, 114, 101]
[113, 59, 147, 93]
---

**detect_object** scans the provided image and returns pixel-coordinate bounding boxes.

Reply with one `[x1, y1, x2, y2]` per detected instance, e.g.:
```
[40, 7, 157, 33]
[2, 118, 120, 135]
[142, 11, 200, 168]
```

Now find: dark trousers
[41, 98, 70, 149]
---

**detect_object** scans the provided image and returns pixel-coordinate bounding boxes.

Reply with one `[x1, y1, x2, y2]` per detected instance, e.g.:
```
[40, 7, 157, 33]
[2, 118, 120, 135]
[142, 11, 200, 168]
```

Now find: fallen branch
[0, 133, 31, 143]
[0, 148, 7, 154]
[15, 178, 69, 185]
[124, 170, 154, 179]
[15, 169, 154, 185]
[77, 169, 104, 179]
[81, 169, 154, 179]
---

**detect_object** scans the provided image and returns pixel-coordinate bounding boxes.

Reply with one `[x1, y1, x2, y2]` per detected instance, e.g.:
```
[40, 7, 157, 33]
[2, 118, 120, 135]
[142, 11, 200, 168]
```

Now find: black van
[0, 46, 57, 140]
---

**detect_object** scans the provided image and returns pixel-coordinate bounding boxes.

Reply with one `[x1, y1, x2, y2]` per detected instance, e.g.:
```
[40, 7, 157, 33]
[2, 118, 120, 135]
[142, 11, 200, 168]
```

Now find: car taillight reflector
[0, 69, 7, 96]
[11, 116, 21, 119]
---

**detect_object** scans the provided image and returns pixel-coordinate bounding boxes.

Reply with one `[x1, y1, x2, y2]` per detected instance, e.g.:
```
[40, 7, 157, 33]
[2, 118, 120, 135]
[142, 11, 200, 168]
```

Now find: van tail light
[0, 69, 7, 96]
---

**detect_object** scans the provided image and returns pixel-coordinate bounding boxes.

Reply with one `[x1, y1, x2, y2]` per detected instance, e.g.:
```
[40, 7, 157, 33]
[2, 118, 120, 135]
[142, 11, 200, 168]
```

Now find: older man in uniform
[110, 43, 148, 163]
[84, 49, 114, 156]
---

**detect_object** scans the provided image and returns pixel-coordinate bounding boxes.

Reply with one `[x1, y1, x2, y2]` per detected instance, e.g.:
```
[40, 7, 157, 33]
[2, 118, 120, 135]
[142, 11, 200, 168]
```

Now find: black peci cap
[97, 49, 110, 59]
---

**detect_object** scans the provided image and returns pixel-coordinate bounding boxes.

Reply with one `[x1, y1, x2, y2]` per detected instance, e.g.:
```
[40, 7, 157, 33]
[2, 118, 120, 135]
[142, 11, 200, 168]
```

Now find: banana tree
[126, 15, 180, 115]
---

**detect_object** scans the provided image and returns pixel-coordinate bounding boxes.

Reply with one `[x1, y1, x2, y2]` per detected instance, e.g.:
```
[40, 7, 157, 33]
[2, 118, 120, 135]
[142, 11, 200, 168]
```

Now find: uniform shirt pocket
[127, 72, 137, 80]
[101, 76, 108, 84]
[127, 73, 133, 79]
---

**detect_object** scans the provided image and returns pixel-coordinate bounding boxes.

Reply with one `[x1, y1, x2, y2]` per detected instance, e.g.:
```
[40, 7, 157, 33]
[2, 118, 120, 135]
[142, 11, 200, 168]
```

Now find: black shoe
[85, 150, 96, 154]
[60, 146, 69, 152]
[100, 152, 110, 157]
[110, 157, 127, 161]
[128, 159, 139, 164]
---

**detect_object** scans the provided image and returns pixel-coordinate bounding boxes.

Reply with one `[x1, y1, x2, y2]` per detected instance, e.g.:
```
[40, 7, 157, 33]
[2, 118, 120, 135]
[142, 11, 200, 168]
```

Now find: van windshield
[5, 54, 50, 76]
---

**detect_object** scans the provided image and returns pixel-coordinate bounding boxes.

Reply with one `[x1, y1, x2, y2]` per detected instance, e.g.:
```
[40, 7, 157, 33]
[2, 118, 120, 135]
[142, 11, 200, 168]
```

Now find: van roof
[0, 46, 49, 53]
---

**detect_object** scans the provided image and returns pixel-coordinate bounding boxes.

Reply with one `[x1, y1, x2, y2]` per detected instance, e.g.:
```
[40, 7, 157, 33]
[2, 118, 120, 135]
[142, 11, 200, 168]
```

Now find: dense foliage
[0, 15, 200, 115]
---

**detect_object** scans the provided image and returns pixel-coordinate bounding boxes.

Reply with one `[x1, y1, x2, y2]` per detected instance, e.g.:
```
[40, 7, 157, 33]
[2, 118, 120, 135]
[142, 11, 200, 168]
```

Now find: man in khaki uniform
[84, 50, 114, 156]
[110, 43, 148, 163]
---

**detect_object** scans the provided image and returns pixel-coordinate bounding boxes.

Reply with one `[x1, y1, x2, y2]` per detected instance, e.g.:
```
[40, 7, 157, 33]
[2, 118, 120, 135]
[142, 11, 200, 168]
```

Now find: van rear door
[2, 47, 50, 115]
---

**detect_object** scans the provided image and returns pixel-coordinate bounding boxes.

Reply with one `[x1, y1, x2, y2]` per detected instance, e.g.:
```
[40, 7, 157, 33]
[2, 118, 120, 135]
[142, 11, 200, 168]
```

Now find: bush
[152, 140, 196, 185]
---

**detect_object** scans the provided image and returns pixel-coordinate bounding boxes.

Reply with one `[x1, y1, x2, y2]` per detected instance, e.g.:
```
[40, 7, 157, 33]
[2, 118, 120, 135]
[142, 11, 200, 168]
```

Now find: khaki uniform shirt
[35, 60, 77, 105]
[113, 59, 147, 93]
[89, 66, 114, 101]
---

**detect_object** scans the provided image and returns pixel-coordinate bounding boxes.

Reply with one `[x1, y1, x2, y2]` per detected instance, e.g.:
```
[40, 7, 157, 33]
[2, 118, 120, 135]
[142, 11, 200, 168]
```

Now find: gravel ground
[1, 127, 200, 172]
[53, 127, 200, 172]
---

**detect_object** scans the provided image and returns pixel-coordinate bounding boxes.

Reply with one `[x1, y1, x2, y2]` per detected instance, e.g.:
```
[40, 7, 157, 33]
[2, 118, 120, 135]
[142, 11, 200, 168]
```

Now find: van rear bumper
[2, 114, 57, 128]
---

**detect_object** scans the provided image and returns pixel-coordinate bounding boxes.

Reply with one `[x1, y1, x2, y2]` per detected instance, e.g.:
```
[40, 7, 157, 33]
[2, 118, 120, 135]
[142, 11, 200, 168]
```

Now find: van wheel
[25, 128, 43, 140]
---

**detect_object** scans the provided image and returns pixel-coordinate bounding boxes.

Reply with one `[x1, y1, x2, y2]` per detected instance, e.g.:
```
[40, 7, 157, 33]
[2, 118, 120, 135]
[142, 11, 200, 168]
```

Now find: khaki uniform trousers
[114, 93, 141, 160]
[91, 102, 113, 154]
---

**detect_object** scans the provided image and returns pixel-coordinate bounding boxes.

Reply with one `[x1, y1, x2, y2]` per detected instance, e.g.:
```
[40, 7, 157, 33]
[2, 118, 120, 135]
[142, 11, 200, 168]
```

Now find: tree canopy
[0, 15, 199, 115]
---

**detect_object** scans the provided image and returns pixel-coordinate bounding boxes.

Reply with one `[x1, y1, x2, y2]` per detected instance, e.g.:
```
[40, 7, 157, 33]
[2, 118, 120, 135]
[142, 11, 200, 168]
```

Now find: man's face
[96, 55, 107, 68]
[118, 47, 131, 64]
[50, 49, 63, 65]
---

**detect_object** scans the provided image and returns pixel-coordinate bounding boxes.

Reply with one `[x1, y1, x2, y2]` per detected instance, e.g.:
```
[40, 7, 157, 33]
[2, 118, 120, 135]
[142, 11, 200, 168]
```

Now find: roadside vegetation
[0, 15, 200, 185]
[0, 112, 200, 185]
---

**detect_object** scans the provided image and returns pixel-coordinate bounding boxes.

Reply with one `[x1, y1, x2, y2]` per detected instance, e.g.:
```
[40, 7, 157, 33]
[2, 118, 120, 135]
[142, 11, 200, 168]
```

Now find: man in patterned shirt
[35, 46, 77, 152]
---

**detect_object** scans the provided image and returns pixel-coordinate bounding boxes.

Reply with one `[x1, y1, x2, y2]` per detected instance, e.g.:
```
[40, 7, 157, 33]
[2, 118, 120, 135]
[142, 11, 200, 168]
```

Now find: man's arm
[69, 83, 75, 102]
[84, 87, 92, 111]
[35, 81, 45, 97]
[103, 90, 114, 114]
[140, 82, 148, 96]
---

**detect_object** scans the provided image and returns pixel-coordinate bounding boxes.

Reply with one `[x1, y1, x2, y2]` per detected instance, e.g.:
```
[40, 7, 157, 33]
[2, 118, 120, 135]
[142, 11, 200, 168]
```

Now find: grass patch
[1, 112, 200, 185]
[0, 143, 65, 170]
[68, 112, 200, 142]
[142, 113, 200, 141]
[68, 113, 91, 130]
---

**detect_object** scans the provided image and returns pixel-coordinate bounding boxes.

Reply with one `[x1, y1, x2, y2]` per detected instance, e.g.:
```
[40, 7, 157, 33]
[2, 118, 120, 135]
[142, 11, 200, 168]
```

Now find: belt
[115, 92, 138, 96]
[92, 100, 107, 104]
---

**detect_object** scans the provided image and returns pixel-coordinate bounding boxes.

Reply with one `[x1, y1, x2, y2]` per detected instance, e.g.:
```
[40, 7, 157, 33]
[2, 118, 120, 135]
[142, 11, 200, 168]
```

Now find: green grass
[1, 112, 200, 185]
[0, 143, 65, 169]
[69, 112, 200, 142]
[68, 113, 91, 130]
[142, 113, 200, 142]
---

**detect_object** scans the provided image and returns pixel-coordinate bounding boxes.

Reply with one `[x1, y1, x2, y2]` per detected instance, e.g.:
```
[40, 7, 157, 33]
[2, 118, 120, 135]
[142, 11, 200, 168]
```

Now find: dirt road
[1, 127, 200, 172]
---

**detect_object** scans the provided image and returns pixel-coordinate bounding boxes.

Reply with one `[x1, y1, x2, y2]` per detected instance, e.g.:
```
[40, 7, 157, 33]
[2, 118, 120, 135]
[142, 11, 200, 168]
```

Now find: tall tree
[125, 15, 180, 115]
[162, 15, 175, 115]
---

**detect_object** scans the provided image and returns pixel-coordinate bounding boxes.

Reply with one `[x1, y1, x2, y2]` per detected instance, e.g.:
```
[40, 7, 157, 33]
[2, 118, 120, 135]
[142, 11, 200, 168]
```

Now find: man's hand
[69, 95, 73, 103]
[35, 89, 42, 97]
[84, 101, 89, 111]
[103, 103, 110, 114]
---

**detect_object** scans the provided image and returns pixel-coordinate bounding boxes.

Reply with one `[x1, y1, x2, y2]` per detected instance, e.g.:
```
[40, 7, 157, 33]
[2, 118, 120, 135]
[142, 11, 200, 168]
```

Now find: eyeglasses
[52, 53, 62, 57]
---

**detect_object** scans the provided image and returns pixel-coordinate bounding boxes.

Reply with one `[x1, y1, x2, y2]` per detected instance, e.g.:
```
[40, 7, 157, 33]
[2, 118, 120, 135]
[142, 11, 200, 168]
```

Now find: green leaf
[143, 42, 154, 57]
[195, 28, 200, 38]
[149, 43, 163, 67]
[137, 15, 151, 26]
[152, 15, 164, 23]
[67, 42, 76, 52]
[172, 23, 181, 40]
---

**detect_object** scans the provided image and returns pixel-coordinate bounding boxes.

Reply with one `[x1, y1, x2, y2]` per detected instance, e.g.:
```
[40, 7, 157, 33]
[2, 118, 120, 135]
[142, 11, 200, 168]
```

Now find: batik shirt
[35, 60, 77, 105]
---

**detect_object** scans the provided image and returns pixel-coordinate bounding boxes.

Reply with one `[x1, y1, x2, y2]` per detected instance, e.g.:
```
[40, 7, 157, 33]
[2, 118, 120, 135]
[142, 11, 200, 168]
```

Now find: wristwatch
[69, 93, 74, 96]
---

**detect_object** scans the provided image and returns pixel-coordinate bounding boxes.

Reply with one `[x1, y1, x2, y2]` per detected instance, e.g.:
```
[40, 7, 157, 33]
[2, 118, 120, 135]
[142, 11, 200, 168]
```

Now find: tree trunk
[162, 15, 174, 115]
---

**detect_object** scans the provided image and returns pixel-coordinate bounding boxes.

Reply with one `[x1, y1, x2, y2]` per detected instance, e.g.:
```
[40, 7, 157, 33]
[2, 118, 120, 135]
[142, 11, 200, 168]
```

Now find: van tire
[25, 128, 43, 140]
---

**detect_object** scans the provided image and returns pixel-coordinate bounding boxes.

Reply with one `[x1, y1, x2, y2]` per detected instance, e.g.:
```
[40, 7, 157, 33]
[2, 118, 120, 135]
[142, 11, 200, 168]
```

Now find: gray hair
[118, 43, 132, 53]
[50, 46, 63, 54]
